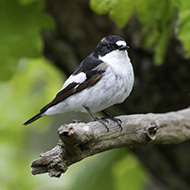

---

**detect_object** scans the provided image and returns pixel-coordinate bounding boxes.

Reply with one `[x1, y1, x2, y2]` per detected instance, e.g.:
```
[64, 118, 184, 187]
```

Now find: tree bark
[31, 108, 190, 178]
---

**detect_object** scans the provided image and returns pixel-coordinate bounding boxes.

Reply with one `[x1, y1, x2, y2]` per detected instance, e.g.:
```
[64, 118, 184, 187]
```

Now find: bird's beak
[119, 45, 130, 50]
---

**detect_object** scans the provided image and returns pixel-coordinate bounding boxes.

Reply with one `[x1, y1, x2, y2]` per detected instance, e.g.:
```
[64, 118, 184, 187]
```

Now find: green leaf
[0, 0, 54, 81]
[90, 0, 114, 14]
[109, 0, 134, 28]
[90, 0, 135, 28]
[133, 0, 149, 13]
[90, 0, 150, 28]
[171, 0, 182, 7]
[18, 0, 38, 5]
[154, 25, 172, 65]
[139, 0, 175, 64]
[175, 0, 190, 56]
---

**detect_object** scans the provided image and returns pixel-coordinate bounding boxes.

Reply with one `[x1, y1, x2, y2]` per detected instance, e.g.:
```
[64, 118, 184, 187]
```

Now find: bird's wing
[40, 55, 108, 113]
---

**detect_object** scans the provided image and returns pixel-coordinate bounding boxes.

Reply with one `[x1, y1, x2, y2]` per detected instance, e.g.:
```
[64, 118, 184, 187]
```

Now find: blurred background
[0, 0, 190, 189]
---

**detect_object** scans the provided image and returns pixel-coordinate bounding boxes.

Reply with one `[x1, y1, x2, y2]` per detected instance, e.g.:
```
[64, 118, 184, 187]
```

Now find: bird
[24, 35, 134, 131]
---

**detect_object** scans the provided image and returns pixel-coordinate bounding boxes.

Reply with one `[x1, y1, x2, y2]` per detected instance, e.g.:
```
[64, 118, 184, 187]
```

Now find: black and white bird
[24, 35, 134, 131]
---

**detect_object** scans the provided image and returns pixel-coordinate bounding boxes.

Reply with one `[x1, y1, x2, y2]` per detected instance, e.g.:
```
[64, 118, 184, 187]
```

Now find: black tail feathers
[23, 112, 42, 125]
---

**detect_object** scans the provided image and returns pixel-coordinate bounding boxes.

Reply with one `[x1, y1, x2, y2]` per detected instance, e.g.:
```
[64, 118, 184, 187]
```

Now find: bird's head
[93, 35, 129, 58]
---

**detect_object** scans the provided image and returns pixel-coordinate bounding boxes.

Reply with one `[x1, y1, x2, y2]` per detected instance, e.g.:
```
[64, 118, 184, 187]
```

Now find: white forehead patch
[116, 40, 126, 47]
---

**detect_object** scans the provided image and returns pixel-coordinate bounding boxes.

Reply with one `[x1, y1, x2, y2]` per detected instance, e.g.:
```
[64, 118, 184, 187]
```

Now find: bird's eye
[106, 44, 111, 50]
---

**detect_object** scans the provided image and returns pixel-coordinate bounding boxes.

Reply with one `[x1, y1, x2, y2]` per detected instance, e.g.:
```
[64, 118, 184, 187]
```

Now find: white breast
[99, 50, 134, 101]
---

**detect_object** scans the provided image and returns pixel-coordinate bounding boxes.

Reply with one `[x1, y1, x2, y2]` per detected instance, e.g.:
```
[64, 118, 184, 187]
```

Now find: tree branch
[31, 108, 190, 178]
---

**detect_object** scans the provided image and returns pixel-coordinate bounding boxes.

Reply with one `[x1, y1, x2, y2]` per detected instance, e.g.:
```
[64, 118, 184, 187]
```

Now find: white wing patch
[59, 72, 87, 92]
[116, 40, 127, 47]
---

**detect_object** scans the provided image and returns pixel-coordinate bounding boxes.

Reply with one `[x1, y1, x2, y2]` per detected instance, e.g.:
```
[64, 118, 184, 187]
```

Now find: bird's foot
[94, 118, 110, 132]
[84, 106, 110, 132]
[110, 117, 123, 131]
[102, 110, 123, 131]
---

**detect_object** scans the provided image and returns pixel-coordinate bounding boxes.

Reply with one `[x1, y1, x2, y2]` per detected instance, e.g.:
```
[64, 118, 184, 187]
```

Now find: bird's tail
[23, 112, 42, 125]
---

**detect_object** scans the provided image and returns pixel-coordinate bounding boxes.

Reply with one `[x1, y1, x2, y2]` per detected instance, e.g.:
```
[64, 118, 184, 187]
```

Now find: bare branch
[31, 108, 190, 178]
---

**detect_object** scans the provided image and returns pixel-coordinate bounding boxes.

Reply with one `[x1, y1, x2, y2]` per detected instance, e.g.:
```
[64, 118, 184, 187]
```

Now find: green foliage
[90, 0, 190, 64]
[0, 0, 54, 81]
[90, 0, 149, 28]
[90, 0, 114, 15]
[174, 0, 190, 57]
[65, 149, 146, 190]
[0, 2, 57, 188]
[0, 58, 64, 189]
[138, 0, 175, 64]
[112, 152, 146, 190]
